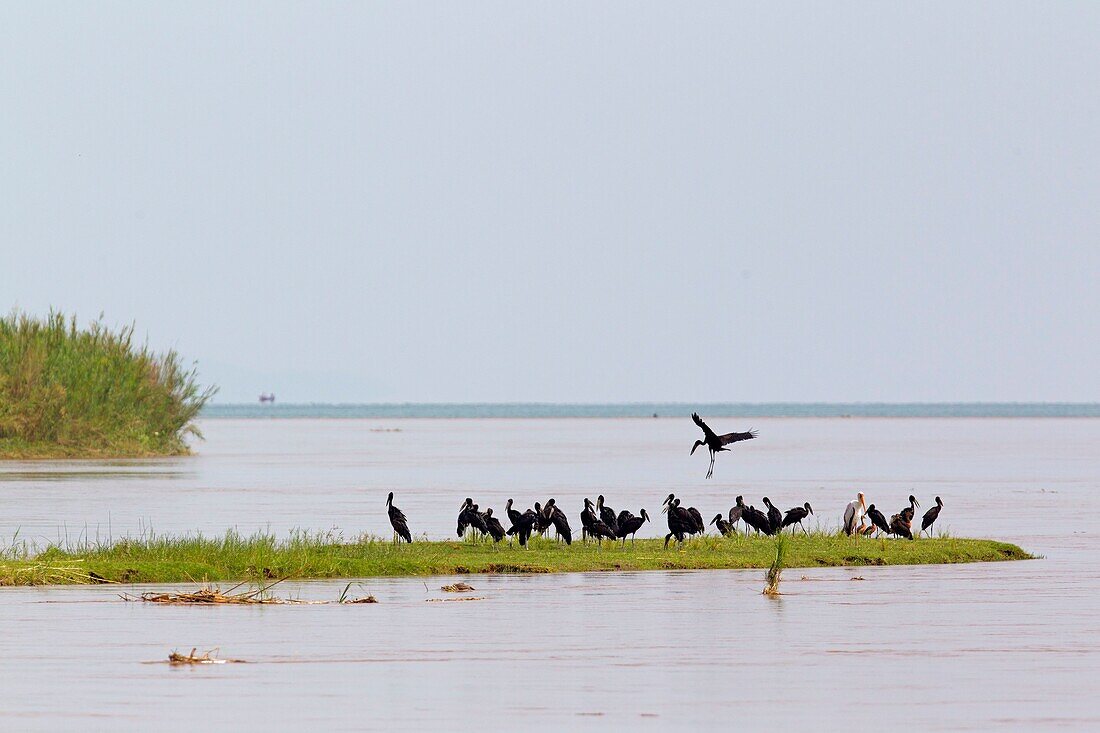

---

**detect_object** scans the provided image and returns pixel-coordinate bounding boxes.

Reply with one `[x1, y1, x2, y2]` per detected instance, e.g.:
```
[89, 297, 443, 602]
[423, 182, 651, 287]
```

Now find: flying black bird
[781, 502, 814, 534]
[762, 497, 783, 535]
[920, 496, 944, 536]
[597, 495, 619, 536]
[543, 498, 572, 545]
[710, 513, 735, 536]
[690, 413, 757, 479]
[866, 504, 890, 536]
[386, 491, 412, 543]
[616, 509, 650, 545]
[481, 507, 506, 542]
[581, 498, 616, 546]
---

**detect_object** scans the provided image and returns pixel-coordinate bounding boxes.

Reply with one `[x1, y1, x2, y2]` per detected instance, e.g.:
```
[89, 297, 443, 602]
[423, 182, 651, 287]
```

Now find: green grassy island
[0, 311, 214, 458]
[0, 531, 1032, 586]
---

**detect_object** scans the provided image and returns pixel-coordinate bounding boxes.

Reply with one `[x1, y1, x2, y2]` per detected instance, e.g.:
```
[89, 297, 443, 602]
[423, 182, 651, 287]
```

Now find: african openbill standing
[899, 495, 920, 524]
[616, 509, 650, 546]
[920, 496, 944, 536]
[581, 498, 616, 546]
[727, 496, 746, 534]
[597, 495, 619, 536]
[741, 505, 771, 535]
[690, 413, 757, 479]
[843, 492, 868, 536]
[482, 507, 506, 543]
[386, 492, 412, 543]
[661, 494, 692, 547]
[543, 498, 572, 545]
[457, 498, 489, 540]
[533, 502, 553, 537]
[762, 497, 783, 535]
[889, 513, 914, 540]
[781, 502, 814, 534]
[505, 499, 538, 547]
[710, 513, 735, 536]
[865, 504, 890, 536]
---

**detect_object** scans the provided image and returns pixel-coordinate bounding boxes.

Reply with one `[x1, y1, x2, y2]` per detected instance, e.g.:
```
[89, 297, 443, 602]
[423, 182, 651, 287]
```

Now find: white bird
[843, 492, 868, 536]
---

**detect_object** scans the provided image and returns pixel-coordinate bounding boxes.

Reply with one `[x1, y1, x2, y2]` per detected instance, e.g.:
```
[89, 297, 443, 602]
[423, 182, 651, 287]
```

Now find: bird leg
[706, 451, 715, 479]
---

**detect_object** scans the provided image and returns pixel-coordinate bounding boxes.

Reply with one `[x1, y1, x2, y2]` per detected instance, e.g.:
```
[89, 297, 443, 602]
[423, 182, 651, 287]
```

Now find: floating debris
[850, 576, 866, 581]
[427, 596, 485, 602]
[342, 594, 378, 604]
[441, 582, 475, 592]
[122, 578, 325, 605]
[168, 648, 246, 665]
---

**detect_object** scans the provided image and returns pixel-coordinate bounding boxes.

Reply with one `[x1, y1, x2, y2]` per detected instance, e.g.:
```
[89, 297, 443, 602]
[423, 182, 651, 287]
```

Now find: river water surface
[2, 418, 1099, 730]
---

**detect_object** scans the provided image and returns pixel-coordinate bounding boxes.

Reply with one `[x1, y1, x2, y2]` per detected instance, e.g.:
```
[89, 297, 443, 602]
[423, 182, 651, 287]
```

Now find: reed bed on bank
[0, 528, 1032, 586]
[0, 310, 215, 458]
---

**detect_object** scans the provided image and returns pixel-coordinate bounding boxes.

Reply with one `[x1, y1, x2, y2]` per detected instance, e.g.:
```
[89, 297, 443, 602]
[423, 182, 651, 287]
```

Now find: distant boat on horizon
[259, 393, 275, 403]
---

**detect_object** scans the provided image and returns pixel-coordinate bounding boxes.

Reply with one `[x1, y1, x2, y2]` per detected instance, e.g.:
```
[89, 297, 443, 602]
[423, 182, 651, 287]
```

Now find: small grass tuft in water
[763, 534, 788, 596]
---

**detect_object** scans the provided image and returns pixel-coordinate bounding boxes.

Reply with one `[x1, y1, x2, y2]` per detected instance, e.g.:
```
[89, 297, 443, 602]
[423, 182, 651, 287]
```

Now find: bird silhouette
[386, 492, 412, 543]
[920, 496, 944, 536]
[690, 412, 757, 479]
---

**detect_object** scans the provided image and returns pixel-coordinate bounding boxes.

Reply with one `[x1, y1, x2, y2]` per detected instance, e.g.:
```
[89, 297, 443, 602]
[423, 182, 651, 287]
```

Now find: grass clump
[0, 310, 215, 458]
[763, 534, 788, 596]
[0, 529, 1033, 586]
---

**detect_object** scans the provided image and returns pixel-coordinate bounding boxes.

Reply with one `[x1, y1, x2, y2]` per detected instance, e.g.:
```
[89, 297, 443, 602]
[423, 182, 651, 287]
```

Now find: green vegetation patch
[0, 311, 214, 458]
[0, 530, 1033, 586]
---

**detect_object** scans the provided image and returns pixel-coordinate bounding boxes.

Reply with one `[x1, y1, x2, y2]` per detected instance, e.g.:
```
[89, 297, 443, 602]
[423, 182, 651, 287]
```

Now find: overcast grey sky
[2, 2, 1098, 403]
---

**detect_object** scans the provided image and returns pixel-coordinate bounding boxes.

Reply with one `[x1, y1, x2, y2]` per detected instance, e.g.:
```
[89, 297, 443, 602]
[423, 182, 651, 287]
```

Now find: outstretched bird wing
[692, 412, 717, 440]
[718, 429, 757, 446]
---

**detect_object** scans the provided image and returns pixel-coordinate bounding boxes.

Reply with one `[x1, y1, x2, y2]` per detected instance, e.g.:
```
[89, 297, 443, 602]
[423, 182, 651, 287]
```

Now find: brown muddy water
[2, 418, 1099, 730]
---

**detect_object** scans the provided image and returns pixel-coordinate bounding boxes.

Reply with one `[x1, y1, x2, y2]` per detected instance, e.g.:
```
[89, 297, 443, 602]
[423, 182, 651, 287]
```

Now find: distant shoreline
[200, 402, 1100, 419]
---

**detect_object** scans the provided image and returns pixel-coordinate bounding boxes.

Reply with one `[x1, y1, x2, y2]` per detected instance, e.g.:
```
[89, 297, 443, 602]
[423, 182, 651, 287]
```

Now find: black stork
[386, 492, 412, 543]
[762, 497, 783, 535]
[781, 502, 814, 534]
[710, 513, 735, 536]
[581, 498, 616, 546]
[543, 498, 572, 545]
[482, 507, 506, 543]
[597, 495, 619, 536]
[728, 495, 746, 534]
[866, 504, 890, 537]
[690, 412, 757, 479]
[616, 509, 650, 546]
[920, 496, 944, 536]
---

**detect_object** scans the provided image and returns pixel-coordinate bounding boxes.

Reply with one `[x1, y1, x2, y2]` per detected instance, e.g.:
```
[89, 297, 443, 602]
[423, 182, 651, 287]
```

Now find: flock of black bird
[383, 414, 945, 546]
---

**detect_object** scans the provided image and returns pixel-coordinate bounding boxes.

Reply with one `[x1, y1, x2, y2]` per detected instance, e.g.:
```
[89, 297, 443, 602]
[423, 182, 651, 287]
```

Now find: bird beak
[661, 504, 669, 514]
[808, 505, 814, 515]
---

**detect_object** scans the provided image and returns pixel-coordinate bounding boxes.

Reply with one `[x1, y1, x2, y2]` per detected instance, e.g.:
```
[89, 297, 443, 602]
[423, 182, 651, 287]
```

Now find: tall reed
[763, 533, 788, 596]
[0, 310, 215, 457]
